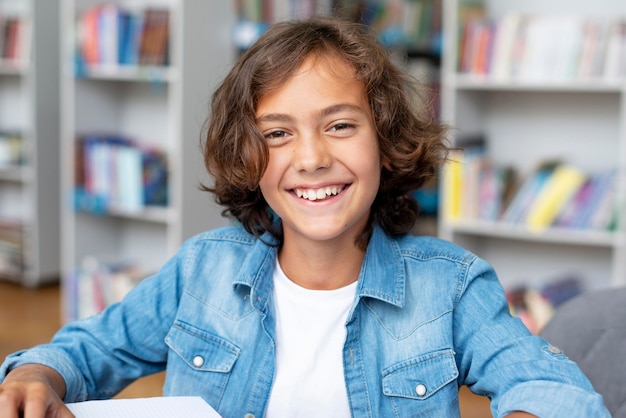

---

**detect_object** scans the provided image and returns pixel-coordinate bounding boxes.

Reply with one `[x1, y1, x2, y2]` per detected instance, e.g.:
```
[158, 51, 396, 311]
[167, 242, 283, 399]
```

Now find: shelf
[77, 64, 178, 83]
[440, 0, 626, 289]
[0, 165, 31, 182]
[60, 0, 235, 320]
[0, 61, 28, 75]
[452, 74, 625, 93]
[446, 219, 619, 247]
[0, 0, 60, 287]
[82, 205, 173, 224]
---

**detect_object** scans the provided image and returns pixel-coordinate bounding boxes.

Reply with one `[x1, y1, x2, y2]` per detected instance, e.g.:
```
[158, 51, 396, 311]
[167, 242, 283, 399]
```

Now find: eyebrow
[256, 103, 367, 123]
[321, 103, 367, 118]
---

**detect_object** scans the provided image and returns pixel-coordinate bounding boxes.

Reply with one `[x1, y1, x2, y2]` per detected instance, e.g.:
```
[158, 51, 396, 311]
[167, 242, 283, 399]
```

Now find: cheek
[258, 153, 282, 196]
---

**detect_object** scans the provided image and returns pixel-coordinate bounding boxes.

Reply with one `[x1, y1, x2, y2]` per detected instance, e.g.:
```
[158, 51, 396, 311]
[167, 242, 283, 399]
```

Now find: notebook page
[66, 396, 221, 418]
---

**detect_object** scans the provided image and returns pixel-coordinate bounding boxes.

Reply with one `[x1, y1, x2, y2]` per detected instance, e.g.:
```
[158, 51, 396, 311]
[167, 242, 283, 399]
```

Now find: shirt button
[415, 384, 427, 396]
[192, 355, 205, 367]
[548, 345, 563, 354]
[244, 414, 255, 418]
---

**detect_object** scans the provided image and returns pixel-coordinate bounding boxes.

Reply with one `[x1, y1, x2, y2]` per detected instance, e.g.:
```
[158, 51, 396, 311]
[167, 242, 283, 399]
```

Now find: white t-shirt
[265, 259, 357, 418]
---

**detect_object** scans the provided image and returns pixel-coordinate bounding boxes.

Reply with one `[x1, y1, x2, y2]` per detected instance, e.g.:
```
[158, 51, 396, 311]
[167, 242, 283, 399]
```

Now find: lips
[294, 185, 346, 201]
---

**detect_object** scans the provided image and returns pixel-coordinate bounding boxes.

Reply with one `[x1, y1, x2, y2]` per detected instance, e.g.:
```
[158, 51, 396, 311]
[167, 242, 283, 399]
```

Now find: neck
[278, 232, 366, 290]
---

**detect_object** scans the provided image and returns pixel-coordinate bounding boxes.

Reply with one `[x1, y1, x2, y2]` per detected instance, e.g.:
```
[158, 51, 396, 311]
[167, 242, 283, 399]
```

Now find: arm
[453, 257, 609, 417]
[0, 364, 74, 418]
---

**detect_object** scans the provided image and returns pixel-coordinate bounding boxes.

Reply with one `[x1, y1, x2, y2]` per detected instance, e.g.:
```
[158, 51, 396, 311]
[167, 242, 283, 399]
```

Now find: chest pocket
[382, 348, 458, 400]
[165, 320, 240, 373]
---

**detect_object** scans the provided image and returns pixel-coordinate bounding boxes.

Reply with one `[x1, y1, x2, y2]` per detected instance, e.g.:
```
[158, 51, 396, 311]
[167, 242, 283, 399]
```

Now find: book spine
[525, 164, 586, 231]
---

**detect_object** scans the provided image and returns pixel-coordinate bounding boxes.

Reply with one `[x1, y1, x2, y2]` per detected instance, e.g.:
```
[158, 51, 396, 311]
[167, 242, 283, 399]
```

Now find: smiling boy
[0, 17, 610, 418]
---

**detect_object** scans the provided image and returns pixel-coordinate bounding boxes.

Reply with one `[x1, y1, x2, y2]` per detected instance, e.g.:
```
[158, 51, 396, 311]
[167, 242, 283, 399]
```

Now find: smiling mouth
[294, 185, 346, 201]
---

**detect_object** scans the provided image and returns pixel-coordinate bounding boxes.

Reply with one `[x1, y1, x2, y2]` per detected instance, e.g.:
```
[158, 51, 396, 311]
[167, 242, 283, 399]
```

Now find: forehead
[256, 54, 367, 111]
[294, 53, 356, 79]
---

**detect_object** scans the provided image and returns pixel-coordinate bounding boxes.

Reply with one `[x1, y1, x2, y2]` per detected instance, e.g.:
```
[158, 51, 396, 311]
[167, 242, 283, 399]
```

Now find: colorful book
[525, 164, 586, 231]
[500, 161, 559, 224]
[442, 150, 464, 221]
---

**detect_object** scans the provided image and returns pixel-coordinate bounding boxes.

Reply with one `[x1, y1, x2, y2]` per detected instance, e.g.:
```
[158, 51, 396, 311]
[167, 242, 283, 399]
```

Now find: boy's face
[256, 54, 381, 248]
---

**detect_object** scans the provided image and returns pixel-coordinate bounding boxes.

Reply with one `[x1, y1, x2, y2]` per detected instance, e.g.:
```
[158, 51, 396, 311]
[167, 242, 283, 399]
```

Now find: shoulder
[174, 225, 265, 266]
[392, 234, 497, 298]
[394, 234, 478, 266]
[181, 225, 262, 253]
[189, 225, 259, 246]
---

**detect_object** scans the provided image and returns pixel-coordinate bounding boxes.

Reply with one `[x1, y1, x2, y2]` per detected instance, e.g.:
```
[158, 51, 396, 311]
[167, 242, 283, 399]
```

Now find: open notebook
[66, 396, 221, 418]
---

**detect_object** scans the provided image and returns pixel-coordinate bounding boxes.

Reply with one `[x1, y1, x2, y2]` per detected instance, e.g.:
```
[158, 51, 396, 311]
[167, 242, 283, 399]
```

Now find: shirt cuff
[497, 381, 610, 418]
[0, 346, 89, 402]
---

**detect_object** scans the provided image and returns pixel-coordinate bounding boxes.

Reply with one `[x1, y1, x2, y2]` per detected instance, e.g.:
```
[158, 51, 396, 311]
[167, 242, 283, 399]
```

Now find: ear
[381, 157, 392, 171]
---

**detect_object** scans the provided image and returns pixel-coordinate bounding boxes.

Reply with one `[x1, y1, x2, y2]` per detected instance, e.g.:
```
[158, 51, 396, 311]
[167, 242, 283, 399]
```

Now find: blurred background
[0, 1, 624, 416]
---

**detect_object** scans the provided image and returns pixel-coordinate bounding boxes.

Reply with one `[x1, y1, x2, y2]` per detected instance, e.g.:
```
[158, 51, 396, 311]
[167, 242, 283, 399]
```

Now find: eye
[264, 130, 290, 140]
[329, 122, 355, 133]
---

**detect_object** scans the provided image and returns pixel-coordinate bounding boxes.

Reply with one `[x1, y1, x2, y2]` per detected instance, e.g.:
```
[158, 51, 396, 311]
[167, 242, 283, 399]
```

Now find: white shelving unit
[0, 0, 60, 287]
[440, 0, 626, 291]
[60, 0, 235, 320]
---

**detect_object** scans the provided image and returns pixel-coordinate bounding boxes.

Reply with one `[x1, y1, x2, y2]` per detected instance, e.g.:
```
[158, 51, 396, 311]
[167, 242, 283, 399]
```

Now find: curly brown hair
[202, 16, 449, 249]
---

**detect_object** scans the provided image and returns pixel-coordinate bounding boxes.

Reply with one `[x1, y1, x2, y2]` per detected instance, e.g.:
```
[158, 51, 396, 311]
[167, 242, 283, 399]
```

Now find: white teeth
[295, 186, 344, 201]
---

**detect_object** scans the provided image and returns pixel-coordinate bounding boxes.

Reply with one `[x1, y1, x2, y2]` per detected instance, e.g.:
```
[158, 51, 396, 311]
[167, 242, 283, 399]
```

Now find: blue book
[142, 149, 168, 206]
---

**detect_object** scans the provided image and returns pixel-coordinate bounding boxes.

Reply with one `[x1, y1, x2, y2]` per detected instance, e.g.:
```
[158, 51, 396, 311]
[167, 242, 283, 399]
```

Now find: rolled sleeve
[0, 346, 88, 402]
[497, 381, 610, 418]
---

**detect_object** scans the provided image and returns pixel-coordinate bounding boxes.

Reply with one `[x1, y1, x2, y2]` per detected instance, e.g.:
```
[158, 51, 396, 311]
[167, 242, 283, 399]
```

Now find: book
[142, 148, 168, 207]
[441, 150, 464, 221]
[478, 161, 514, 221]
[603, 21, 626, 79]
[569, 169, 617, 229]
[79, 6, 101, 65]
[489, 12, 522, 80]
[138, 8, 170, 66]
[459, 13, 625, 81]
[115, 145, 143, 212]
[75, 134, 168, 214]
[524, 164, 586, 231]
[500, 161, 559, 224]
[553, 177, 594, 228]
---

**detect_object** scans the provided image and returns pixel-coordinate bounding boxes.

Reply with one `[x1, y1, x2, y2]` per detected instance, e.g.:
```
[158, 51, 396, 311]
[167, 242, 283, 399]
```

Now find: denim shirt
[1, 225, 609, 417]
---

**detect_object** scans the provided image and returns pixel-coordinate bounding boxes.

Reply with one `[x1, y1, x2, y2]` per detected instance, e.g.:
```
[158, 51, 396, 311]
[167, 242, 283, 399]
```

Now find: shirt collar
[233, 224, 406, 309]
[354, 225, 405, 307]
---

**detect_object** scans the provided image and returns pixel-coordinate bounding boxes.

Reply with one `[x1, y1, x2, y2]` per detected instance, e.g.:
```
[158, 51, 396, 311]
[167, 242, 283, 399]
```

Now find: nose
[292, 132, 332, 172]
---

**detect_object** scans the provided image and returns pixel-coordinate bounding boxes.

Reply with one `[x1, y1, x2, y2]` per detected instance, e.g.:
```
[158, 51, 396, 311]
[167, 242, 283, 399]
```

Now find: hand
[0, 364, 74, 418]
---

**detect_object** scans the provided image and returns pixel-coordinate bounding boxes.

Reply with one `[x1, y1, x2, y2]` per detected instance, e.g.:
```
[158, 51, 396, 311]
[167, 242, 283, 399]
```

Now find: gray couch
[540, 287, 626, 417]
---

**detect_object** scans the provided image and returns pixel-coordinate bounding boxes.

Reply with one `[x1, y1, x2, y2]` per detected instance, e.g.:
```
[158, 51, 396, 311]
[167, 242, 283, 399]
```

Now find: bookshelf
[439, 0, 626, 292]
[0, 0, 60, 287]
[60, 0, 234, 321]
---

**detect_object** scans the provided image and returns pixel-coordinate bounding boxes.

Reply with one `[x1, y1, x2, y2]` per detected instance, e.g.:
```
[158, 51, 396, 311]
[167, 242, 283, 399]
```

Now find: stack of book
[443, 148, 618, 232]
[74, 134, 168, 215]
[458, 9, 626, 81]
[233, 0, 442, 53]
[507, 276, 583, 334]
[65, 257, 146, 321]
[76, 4, 170, 69]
